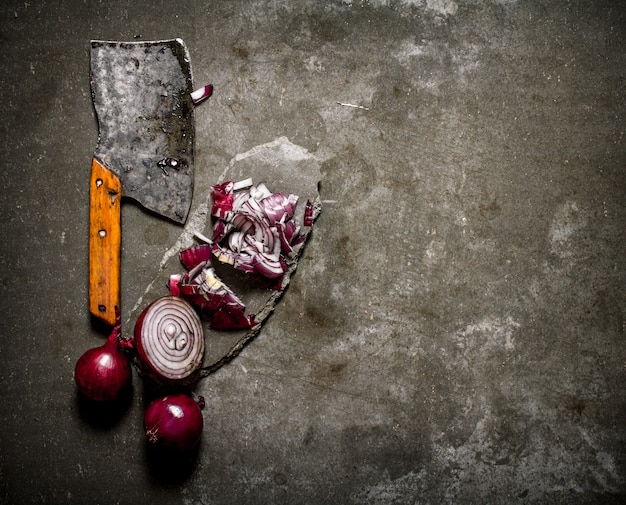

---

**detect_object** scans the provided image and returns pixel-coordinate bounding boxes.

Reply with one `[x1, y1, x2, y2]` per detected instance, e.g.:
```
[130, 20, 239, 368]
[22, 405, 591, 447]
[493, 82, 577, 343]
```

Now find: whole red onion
[74, 312, 131, 402]
[144, 393, 204, 452]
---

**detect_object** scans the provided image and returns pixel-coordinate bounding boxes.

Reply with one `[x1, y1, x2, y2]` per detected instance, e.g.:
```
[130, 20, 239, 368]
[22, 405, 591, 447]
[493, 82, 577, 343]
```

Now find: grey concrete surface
[1, 1, 625, 504]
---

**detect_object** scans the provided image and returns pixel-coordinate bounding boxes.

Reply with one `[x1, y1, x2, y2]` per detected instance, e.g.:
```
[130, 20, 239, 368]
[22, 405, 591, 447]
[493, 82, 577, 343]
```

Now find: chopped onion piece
[227, 231, 246, 253]
[231, 191, 250, 212]
[191, 84, 213, 105]
[233, 178, 254, 191]
[210, 181, 235, 219]
[252, 252, 286, 279]
[259, 192, 298, 225]
[180, 244, 212, 271]
[210, 243, 236, 266]
[232, 212, 256, 235]
[211, 220, 233, 243]
[276, 218, 298, 255]
[194, 231, 213, 244]
[211, 242, 256, 274]
[187, 260, 208, 281]
[250, 182, 271, 201]
[168, 274, 182, 297]
[303, 200, 315, 227]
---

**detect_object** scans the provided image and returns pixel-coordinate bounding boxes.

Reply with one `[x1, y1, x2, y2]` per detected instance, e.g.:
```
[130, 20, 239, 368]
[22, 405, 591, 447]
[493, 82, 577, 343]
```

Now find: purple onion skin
[144, 394, 204, 453]
[74, 330, 131, 402]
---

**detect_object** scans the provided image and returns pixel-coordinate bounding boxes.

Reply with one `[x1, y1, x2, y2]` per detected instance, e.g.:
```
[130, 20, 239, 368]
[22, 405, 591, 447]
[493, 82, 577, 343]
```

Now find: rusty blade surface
[90, 39, 194, 224]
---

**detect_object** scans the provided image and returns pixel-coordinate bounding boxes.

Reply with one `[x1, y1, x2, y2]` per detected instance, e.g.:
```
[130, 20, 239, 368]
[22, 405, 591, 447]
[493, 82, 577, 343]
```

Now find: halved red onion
[191, 84, 213, 105]
[134, 296, 204, 382]
[211, 220, 233, 243]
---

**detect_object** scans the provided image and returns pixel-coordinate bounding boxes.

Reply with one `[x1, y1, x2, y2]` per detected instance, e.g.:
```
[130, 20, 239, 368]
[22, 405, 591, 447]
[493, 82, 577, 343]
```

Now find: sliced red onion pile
[209, 179, 307, 279]
[169, 179, 315, 331]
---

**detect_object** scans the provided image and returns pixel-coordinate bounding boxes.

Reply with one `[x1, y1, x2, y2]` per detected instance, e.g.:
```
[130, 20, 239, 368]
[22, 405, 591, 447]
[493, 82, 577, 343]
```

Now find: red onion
[134, 296, 204, 382]
[74, 309, 132, 402]
[144, 393, 204, 452]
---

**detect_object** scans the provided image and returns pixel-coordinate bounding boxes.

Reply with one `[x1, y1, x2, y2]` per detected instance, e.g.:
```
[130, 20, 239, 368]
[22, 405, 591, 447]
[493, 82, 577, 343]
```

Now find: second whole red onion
[74, 311, 132, 402]
[144, 393, 205, 453]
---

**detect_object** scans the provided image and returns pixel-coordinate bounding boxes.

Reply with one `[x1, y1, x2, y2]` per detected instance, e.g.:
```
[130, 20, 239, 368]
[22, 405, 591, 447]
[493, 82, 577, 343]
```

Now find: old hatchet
[89, 39, 195, 325]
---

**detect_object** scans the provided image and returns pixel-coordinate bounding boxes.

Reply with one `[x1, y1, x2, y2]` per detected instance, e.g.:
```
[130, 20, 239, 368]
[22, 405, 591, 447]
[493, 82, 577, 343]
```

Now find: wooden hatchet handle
[89, 158, 122, 326]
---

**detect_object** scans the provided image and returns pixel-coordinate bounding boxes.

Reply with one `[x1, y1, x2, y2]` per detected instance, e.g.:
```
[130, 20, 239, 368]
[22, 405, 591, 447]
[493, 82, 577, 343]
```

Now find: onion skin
[74, 312, 131, 402]
[144, 394, 204, 453]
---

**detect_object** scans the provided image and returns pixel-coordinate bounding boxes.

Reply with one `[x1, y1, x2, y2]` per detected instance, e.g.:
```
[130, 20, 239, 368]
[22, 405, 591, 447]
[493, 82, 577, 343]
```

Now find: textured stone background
[0, 1, 624, 504]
